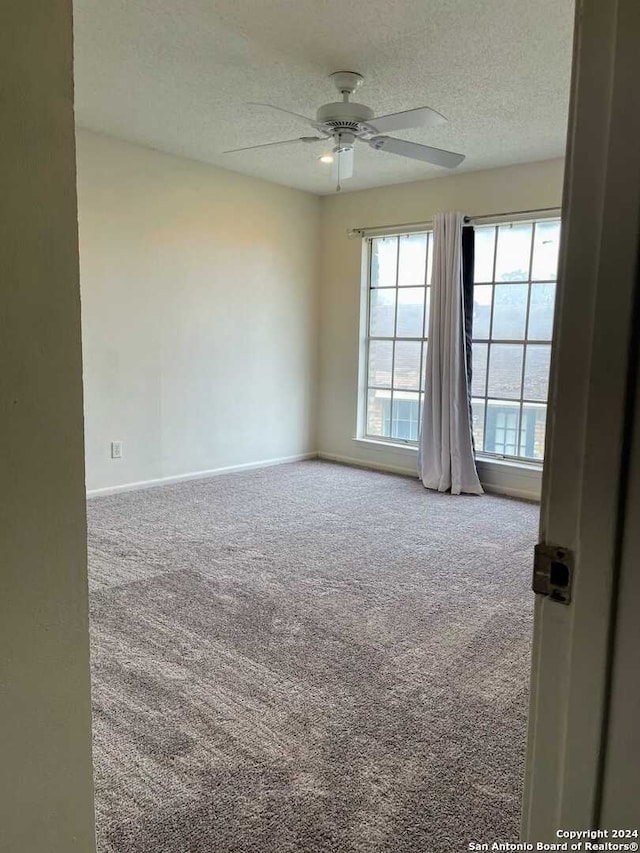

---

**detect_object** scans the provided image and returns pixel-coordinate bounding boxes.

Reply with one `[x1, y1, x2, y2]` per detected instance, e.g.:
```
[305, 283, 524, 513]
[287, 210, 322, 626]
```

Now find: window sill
[352, 437, 418, 453]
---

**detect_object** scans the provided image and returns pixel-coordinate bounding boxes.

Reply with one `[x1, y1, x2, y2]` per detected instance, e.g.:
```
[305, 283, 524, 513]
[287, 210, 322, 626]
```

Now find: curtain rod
[347, 206, 562, 239]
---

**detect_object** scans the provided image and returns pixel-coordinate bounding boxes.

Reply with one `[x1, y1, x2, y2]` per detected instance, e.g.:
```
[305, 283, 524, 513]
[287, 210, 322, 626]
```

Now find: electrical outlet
[111, 441, 123, 460]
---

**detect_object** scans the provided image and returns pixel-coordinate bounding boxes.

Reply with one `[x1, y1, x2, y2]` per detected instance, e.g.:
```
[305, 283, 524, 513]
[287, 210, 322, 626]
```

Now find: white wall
[317, 158, 565, 499]
[77, 130, 320, 493]
[0, 2, 96, 849]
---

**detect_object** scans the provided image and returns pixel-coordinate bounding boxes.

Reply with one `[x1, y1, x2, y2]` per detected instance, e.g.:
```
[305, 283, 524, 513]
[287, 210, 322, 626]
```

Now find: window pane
[396, 287, 425, 337]
[492, 283, 528, 340]
[532, 221, 560, 281]
[484, 400, 521, 455]
[472, 343, 488, 398]
[488, 344, 524, 399]
[398, 234, 427, 286]
[474, 226, 496, 283]
[371, 237, 398, 287]
[523, 344, 551, 401]
[473, 284, 493, 339]
[420, 342, 428, 392]
[366, 390, 391, 437]
[424, 287, 431, 336]
[520, 403, 547, 460]
[472, 398, 486, 452]
[426, 233, 433, 285]
[369, 289, 396, 337]
[393, 340, 422, 391]
[495, 223, 532, 282]
[391, 392, 420, 441]
[528, 283, 556, 341]
[368, 340, 393, 388]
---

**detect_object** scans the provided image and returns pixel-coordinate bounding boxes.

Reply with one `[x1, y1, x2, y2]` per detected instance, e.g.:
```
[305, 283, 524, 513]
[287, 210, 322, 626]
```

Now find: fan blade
[369, 136, 464, 168]
[368, 106, 447, 133]
[223, 137, 324, 154]
[247, 102, 316, 127]
[332, 147, 354, 182]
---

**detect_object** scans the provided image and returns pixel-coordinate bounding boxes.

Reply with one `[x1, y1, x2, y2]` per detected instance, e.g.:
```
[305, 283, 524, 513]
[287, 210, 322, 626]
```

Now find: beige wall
[0, 2, 96, 850]
[317, 158, 565, 497]
[78, 133, 562, 498]
[77, 130, 321, 492]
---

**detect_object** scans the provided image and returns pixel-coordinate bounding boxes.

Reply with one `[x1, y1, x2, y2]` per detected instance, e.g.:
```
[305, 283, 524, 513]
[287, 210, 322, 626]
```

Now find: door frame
[522, 0, 640, 838]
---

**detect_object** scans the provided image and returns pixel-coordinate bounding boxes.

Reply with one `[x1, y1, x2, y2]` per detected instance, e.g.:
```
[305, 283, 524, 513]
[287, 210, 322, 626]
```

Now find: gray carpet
[88, 460, 538, 853]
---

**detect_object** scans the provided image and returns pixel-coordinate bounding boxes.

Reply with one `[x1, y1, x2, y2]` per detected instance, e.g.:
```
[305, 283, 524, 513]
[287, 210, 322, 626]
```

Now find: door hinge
[532, 543, 574, 604]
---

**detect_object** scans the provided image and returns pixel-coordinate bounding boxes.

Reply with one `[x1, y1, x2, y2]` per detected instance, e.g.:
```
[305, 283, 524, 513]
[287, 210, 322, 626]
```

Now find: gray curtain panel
[418, 212, 483, 495]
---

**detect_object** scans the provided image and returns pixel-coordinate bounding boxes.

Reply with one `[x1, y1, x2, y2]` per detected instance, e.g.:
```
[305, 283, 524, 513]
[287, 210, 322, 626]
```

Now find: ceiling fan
[223, 71, 465, 190]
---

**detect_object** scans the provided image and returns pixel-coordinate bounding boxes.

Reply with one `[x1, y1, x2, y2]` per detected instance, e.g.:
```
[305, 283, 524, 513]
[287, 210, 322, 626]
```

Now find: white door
[522, 0, 640, 838]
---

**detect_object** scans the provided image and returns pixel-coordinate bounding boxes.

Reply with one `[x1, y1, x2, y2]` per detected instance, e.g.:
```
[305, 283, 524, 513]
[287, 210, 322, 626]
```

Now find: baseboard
[87, 449, 540, 502]
[317, 451, 418, 479]
[86, 452, 318, 498]
[478, 481, 541, 502]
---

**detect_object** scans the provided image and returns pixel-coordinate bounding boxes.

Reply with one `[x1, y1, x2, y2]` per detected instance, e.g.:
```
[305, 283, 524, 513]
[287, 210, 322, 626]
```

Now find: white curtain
[418, 212, 483, 495]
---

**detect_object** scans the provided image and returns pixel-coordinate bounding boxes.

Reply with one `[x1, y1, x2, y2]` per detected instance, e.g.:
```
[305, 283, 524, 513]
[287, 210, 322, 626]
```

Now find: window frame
[358, 215, 560, 467]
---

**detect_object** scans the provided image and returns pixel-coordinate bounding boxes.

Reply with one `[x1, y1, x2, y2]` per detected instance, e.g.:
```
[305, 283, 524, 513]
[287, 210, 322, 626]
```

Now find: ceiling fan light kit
[223, 72, 465, 191]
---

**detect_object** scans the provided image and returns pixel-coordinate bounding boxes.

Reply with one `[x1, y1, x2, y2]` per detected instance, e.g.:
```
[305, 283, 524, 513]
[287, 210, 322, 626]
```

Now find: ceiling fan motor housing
[315, 101, 377, 147]
[316, 101, 374, 126]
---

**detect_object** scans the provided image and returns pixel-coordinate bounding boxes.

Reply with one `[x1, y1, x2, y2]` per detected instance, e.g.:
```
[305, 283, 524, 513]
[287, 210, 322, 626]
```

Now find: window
[471, 219, 560, 462]
[364, 232, 432, 444]
[361, 218, 560, 464]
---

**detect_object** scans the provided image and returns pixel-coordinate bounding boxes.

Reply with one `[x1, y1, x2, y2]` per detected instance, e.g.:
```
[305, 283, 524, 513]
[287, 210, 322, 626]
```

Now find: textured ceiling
[73, 0, 574, 195]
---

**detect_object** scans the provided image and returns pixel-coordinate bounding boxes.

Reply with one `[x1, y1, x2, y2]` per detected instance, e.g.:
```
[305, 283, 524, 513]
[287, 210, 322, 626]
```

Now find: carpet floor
[88, 460, 538, 853]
